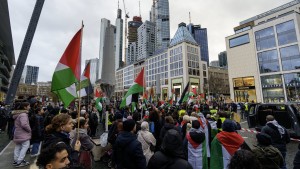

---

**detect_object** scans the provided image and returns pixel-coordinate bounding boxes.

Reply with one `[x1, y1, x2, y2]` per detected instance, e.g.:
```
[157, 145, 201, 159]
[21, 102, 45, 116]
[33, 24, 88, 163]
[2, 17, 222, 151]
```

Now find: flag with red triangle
[51, 28, 82, 107]
[120, 68, 145, 108]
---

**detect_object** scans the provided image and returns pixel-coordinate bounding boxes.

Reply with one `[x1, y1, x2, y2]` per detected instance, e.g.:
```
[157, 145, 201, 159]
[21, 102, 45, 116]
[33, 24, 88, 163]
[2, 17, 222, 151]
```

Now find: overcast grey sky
[8, 0, 291, 82]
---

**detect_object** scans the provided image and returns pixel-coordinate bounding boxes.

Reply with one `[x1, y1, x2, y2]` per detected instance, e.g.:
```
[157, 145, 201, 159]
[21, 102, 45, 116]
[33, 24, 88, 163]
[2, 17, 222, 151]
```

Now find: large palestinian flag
[51, 28, 82, 107]
[186, 133, 208, 169]
[120, 68, 144, 108]
[210, 132, 244, 169]
[178, 81, 189, 104]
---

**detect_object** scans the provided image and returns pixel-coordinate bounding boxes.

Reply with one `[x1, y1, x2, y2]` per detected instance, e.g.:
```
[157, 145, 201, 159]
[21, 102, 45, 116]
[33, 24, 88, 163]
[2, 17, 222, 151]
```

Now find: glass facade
[187, 45, 200, 76]
[233, 77, 257, 102]
[258, 50, 280, 73]
[284, 73, 300, 102]
[261, 75, 285, 103]
[146, 52, 168, 87]
[255, 27, 276, 51]
[276, 20, 297, 46]
[280, 45, 300, 71]
[170, 46, 183, 77]
[155, 0, 170, 49]
[229, 34, 250, 48]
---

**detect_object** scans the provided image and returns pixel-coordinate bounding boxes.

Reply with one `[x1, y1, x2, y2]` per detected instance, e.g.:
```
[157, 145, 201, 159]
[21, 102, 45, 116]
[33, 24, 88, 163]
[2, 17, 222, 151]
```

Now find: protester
[30, 106, 45, 157]
[12, 102, 31, 167]
[252, 133, 283, 169]
[159, 116, 179, 143]
[88, 106, 98, 137]
[72, 117, 94, 169]
[36, 142, 70, 169]
[210, 119, 249, 169]
[181, 115, 190, 139]
[113, 119, 146, 169]
[183, 120, 207, 169]
[137, 121, 156, 164]
[261, 115, 290, 169]
[228, 149, 262, 169]
[43, 113, 81, 168]
[148, 129, 193, 169]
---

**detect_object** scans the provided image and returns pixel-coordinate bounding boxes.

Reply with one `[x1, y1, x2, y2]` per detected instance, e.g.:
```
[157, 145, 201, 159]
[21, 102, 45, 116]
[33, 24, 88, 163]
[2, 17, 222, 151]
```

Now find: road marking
[0, 141, 12, 156]
[240, 121, 247, 124]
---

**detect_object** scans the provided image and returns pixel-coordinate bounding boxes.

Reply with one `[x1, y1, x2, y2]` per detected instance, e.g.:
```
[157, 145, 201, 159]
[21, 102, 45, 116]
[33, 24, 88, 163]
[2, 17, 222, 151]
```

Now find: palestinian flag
[192, 88, 197, 96]
[51, 28, 82, 107]
[95, 97, 104, 111]
[120, 68, 144, 108]
[210, 131, 244, 169]
[186, 133, 208, 169]
[178, 82, 189, 104]
[77, 61, 93, 97]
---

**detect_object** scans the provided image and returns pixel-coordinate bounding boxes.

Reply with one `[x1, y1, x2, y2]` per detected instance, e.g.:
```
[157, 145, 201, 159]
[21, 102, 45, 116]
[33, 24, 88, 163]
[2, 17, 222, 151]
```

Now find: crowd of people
[0, 97, 299, 169]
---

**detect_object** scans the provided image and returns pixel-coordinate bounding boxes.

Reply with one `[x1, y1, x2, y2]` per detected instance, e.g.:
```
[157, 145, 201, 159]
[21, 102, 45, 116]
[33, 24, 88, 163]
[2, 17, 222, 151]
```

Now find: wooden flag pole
[77, 21, 84, 139]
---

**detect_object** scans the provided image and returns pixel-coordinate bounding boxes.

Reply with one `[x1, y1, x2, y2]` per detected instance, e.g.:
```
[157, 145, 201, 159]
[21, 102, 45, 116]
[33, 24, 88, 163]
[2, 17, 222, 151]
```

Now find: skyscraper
[218, 51, 227, 68]
[187, 24, 209, 64]
[137, 21, 156, 60]
[127, 16, 143, 65]
[115, 8, 123, 70]
[155, 0, 170, 50]
[85, 58, 99, 85]
[20, 65, 39, 84]
[98, 18, 116, 84]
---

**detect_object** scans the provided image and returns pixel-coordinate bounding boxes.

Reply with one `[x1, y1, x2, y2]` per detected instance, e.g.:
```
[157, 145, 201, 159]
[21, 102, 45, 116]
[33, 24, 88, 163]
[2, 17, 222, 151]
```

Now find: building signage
[285, 82, 300, 87]
[262, 84, 283, 88]
[234, 86, 255, 90]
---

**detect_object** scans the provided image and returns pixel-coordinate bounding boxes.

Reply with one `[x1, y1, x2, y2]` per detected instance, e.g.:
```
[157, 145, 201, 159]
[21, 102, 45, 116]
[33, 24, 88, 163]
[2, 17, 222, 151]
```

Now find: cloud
[8, 0, 291, 81]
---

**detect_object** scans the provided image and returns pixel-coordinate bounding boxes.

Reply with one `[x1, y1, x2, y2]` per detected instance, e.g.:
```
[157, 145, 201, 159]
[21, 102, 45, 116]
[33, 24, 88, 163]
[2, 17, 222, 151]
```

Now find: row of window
[170, 69, 183, 77]
[187, 53, 199, 62]
[170, 54, 183, 63]
[187, 46, 199, 54]
[188, 68, 200, 76]
[148, 59, 168, 69]
[170, 46, 182, 56]
[147, 66, 168, 76]
[188, 61, 200, 69]
[170, 61, 183, 70]
[258, 45, 300, 73]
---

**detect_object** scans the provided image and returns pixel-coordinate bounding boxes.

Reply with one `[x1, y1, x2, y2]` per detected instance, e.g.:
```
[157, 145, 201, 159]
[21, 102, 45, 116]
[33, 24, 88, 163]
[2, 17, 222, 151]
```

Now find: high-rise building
[226, 0, 300, 103]
[137, 21, 156, 60]
[99, 18, 116, 84]
[115, 9, 123, 70]
[20, 65, 39, 85]
[155, 0, 170, 50]
[218, 51, 227, 68]
[85, 58, 99, 85]
[187, 24, 209, 64]
[127, 16, 143, 65]
[0, 0, 15, 99]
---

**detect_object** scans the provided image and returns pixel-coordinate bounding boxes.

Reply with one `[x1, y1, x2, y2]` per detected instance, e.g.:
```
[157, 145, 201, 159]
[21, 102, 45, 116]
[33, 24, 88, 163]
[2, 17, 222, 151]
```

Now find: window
[284, 73, 300, 101]
[258, 50, 279, 73]
[229, 34, 250, 48]
[261, 75, 285, 103]
[276, 20, 297, 46]
[203, 64, 206, 70]
[280, 45, 300, 71]
[255, 27, 276, 51]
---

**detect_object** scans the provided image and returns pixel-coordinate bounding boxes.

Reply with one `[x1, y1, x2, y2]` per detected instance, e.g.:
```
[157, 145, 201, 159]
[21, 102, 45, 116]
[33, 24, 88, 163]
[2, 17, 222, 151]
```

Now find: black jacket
[261, 123, 290, 152]
[159, 123, 180, 143]
[294, 143, 300, 169]
[148, 129, 192, 169]
[113, 131, 146, 169]
[42, 132, 80, 169]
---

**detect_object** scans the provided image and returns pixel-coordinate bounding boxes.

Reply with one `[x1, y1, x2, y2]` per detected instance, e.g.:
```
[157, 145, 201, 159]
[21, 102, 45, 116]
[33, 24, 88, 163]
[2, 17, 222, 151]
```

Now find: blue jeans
[281, 151, 287, 169]
[31, 142, 40, 155]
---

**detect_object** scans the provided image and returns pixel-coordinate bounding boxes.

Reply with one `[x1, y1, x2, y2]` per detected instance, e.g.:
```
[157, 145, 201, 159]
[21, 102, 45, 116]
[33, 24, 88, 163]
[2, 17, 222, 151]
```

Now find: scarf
[267, 120, 285, 137]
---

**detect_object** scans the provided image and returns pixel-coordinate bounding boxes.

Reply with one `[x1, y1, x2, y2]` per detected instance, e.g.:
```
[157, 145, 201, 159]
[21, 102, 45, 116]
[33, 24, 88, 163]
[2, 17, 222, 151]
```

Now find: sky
[7, 0, 292, 82]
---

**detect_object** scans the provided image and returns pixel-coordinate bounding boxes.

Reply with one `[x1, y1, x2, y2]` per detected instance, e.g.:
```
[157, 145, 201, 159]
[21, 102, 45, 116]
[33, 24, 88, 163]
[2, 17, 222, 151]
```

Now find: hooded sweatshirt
[13, 110, 31, 144]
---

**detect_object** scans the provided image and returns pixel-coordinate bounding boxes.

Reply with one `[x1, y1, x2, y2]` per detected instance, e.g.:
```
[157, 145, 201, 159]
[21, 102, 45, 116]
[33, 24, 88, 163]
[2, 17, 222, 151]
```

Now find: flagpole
[77, 21, 84, 139]
[142, 67, 145, 120]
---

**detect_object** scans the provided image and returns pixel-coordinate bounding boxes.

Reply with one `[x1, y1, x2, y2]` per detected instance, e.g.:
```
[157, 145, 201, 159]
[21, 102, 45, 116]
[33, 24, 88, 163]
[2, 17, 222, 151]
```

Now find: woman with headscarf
[137, 121, 156, 164]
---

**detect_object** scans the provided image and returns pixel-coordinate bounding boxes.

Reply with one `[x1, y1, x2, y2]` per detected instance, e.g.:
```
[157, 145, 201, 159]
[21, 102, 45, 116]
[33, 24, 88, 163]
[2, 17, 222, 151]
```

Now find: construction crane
[123, 0, 129, 65]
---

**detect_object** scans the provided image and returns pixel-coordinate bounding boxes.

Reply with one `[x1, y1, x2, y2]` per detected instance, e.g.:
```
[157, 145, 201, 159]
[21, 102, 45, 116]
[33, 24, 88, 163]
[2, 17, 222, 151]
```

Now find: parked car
[247, 103, 300, 138]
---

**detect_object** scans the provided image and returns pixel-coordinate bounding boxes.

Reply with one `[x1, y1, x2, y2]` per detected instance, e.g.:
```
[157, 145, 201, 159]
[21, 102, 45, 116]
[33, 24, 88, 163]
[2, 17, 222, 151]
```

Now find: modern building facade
[115, 9, 123, 70]
[187, 24, 209, 64]
[155, 0, 170, 50]
[208, 66, 230, 98]
[99, 18, 116, 84]
[210, 60, 219, 67]
[0, 0, 15, 100]
[218, 51, 227, 68]
[226, 0, 300, 103]
[85, 58, 99, 85]
[20, 65, 39, 85]
[116, 23, 208, 100]
[127, 16, 143, 65]
[137, 21, 156, 61]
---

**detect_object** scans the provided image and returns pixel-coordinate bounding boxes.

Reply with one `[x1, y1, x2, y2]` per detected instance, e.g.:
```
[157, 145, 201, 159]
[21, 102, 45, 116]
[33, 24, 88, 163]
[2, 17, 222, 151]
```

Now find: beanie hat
[192, 120, 200, 129]
[222, 119, 237, 132]
[115, 113, 123, 120]
[123, 119, 136, 132]
[256, 133, 272, 146]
